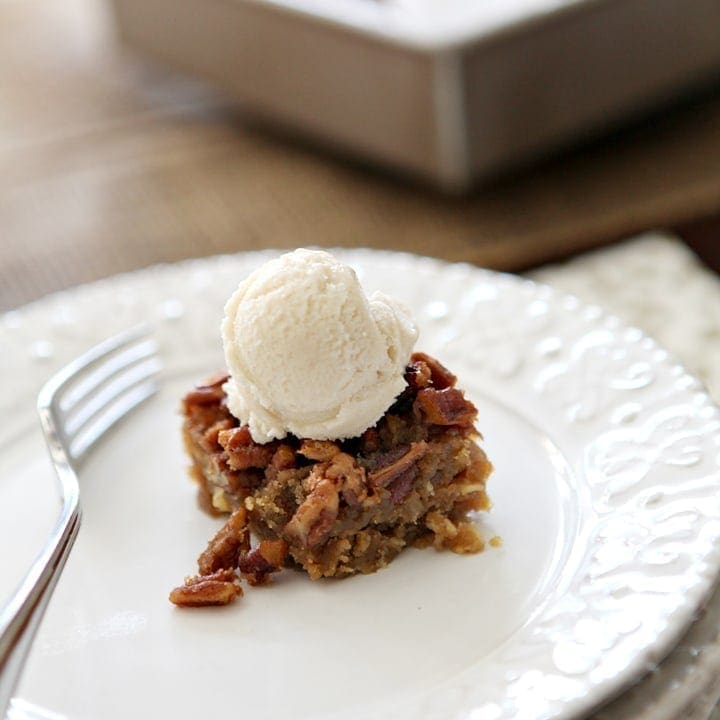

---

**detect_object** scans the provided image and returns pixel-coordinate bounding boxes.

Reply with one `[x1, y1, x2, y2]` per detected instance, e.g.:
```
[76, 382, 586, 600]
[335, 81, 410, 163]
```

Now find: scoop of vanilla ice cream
[221, 249, 418, 443]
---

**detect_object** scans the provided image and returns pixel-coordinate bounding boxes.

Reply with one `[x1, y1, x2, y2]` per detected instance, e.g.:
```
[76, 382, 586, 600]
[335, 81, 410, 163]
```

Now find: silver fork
[0, 327, 161, 719]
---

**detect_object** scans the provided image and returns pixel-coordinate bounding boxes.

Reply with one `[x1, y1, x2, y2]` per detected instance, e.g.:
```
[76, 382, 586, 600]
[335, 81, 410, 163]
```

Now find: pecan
[283, 453, 369, 543]
[183, 387, 224, 407]
[284, 474, 339, 548]
[218, 425, 253, 449]
[219, 427, 276, 470]
[227, 445, 276, 471]
[256, 538, 290, 567]
[369, 441, 427, 488]
[271, 444, 297, 470]
[201, 418, 235, 452]
[299, 439, 341, 462]
[365, 444, 410, 473]
[325, 452, 360, 480]
[326, 452, 371, 507]
[238, 539, 289, 586]
[414, 387, 476, 426]
[183, 373, 229, 407]
[200, 372, 231, 389]
[388, 465, 419, 504]
[169, 576, 242, 607]
[405, 357, 432, 391]
[197, 506, 250, 575]
[411, 352, 456, 389]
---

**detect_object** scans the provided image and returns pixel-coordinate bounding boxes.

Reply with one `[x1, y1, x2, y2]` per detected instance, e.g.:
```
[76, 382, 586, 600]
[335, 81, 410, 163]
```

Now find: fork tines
[38, 326, 162, 463]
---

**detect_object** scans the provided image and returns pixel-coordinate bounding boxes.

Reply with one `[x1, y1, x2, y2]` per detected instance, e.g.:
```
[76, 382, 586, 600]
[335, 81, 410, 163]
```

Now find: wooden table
[2, 0, 720, 312]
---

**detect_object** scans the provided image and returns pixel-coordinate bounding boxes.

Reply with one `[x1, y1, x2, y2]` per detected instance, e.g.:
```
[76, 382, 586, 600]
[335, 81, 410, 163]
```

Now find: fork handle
[0, 493, 81, 719]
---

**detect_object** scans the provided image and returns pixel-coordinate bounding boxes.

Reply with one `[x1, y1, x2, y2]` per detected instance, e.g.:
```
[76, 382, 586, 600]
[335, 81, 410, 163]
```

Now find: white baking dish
[110, 0, 720, 190]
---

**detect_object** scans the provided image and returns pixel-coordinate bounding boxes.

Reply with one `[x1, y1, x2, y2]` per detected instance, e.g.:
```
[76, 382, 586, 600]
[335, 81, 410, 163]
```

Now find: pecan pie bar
[171, 352, 492, 605]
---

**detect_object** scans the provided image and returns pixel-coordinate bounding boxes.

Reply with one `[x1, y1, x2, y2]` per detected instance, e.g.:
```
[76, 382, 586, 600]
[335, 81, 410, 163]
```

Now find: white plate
[2, 249, 720, 720]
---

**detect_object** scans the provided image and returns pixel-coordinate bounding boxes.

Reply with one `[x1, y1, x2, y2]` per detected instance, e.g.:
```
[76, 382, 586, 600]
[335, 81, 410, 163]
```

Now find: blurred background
[2, 0, 720, 311]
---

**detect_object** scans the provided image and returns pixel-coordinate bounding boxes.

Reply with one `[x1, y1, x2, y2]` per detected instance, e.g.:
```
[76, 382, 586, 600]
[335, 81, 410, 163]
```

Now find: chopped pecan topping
[200, 372, 231, 389]
[183, 386, 225, 407]
[299, 439, 341, 462]
[169, 575, 242, 607]
[405, 357, 432, 391]
[201, 418, 235, 452]
[238, 539, 289, 586]
[183, 373, 229, 407]
[218, 425, 253, 449]
[388, 466, 419, 504]
[178, 347, 491, 597]
[415, 387, 477, 426]
[169, 569, 242, 607]
[284, 473, 340, 548]
[271, 444, 297, 470]
[326, 452, 371, 507]
[256, 538, 290, 567]
[369, 441, 427, 488]
[197, 506, 250, 575]
[226, 444, 276, 471]
[283, 452, 373, 546]
[365, 444, 410, 473]
[411, 352, 456, 389]
[219, 427, 276, 470]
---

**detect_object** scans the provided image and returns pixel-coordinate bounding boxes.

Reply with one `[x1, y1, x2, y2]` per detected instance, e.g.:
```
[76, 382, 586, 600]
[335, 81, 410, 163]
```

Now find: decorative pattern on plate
[530, 233, 720, 402]
[530, 234, 720, 720]
[2, 244, 720, 720]
[535, 327, 656, 422]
